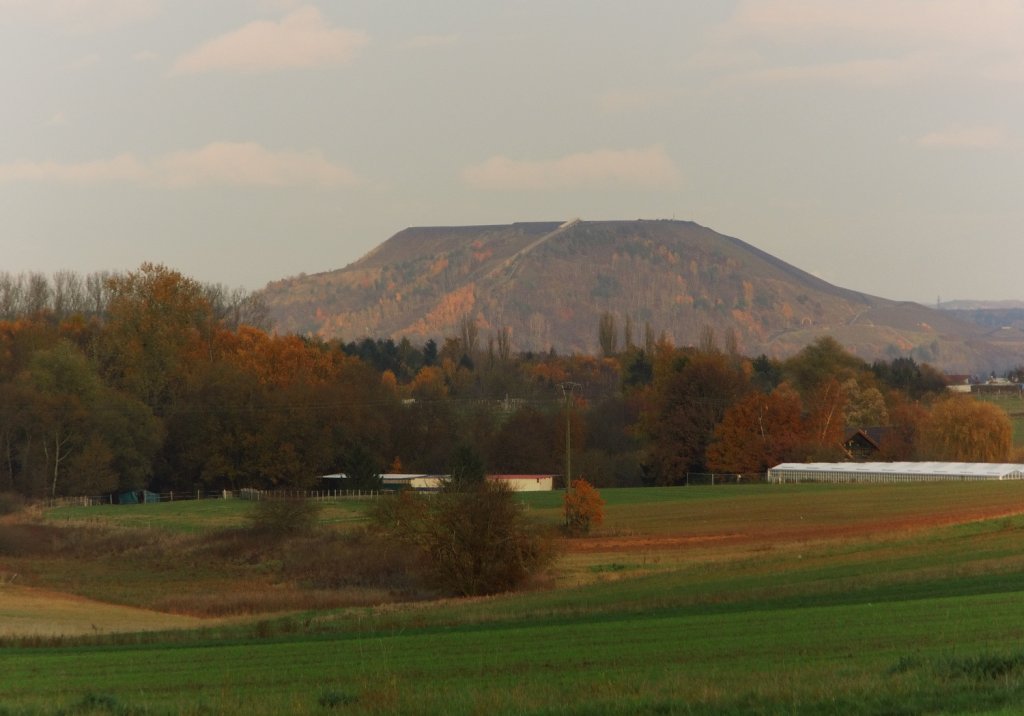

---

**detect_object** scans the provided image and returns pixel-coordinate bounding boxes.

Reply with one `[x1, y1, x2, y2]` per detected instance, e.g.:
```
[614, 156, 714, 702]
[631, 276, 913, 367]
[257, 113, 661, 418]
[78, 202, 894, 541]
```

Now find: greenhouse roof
[770, 462, 1024, 478]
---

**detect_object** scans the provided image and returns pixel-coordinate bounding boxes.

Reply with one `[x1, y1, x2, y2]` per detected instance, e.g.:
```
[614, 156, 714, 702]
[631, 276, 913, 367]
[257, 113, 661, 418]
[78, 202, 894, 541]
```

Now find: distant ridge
[262, 220, 1021, 373]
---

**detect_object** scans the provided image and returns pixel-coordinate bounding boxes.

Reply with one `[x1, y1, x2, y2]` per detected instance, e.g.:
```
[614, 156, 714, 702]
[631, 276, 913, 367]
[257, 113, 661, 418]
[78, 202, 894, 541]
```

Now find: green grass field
[5, 484, 1024, 714]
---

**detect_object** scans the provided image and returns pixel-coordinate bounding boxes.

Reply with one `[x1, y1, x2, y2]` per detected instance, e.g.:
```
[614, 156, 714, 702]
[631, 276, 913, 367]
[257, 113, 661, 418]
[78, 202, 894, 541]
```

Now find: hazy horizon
[3, 1, 1022, 304]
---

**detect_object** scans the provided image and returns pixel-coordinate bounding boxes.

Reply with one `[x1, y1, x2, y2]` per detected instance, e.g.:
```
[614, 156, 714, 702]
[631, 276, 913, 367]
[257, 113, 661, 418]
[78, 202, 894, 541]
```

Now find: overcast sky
[2, 0, 1022, 304]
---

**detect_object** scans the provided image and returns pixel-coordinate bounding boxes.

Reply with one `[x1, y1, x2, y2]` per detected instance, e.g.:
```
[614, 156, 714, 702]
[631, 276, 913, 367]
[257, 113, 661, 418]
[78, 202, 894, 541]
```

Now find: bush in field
[281, 530, 424, 596]
[370, 482, 553, 596]
[563, 479, 604, 536]
[246, 497, 321, 538]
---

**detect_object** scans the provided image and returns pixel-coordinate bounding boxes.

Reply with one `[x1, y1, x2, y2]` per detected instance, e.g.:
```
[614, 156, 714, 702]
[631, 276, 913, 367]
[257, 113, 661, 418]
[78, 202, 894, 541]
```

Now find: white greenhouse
[767, 462, 1024, 484]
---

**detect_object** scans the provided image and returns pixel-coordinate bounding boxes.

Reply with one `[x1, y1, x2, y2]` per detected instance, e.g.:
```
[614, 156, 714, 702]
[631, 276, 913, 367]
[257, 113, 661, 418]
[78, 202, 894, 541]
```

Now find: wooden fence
[683, 473, 767, 486]
[45, 488, 383, 508]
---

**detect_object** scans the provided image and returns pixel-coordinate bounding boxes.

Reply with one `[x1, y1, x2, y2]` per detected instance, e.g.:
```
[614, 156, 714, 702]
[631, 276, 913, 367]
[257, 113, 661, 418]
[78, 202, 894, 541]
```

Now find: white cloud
[156, 142, 360, 188]
[0, 154, 147, 184]
[0, 143, 360, 188]
[169, 6, 368, 75]
[0, 0, 159, 33]
[917, 125, 1012, 150]
[462, 146, 681, 190]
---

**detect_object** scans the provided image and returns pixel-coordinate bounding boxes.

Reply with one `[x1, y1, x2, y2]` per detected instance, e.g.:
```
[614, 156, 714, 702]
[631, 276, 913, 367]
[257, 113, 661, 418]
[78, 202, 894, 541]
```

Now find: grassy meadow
[4, 484, 1024, 713]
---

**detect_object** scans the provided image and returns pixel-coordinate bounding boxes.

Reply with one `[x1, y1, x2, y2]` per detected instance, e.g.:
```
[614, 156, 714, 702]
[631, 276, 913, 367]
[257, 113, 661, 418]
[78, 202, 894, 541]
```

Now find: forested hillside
[0, 263, 1013, 499]
[261, 220, 1018, 373]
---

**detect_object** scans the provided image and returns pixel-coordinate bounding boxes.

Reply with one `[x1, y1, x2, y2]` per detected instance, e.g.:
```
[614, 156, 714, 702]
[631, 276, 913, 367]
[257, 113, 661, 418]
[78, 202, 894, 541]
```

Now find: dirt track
[568, 504, 1024, 554]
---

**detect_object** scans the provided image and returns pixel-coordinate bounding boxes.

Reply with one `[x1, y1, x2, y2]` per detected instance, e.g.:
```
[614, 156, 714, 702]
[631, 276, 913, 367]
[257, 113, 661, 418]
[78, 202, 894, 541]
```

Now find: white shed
[487, 475, 555, 492]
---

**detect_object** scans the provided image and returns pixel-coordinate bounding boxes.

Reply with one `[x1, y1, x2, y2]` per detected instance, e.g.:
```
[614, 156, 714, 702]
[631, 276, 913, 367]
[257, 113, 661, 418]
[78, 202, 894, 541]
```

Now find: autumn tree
[706, 383, 805, 473]
[879, 396, 929, 460]
[918, 395, 1012, 462]
[97, 263, 214, 413]
[563, 478, 604, 535]
[644, 348, 749, 484]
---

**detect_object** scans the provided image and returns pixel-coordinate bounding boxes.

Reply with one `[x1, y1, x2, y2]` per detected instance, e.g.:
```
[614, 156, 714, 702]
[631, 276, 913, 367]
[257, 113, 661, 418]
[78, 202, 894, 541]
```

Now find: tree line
[0, 264, 1013, 499]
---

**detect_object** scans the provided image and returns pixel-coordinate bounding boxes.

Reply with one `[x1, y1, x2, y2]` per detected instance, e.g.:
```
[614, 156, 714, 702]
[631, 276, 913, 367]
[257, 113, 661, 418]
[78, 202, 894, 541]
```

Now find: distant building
[971, 378, 1023, 397]
[944, 374, 973, 393]
[769, 462, 1024, 484]
[842, 427, 894, 461]
[487, 475, 555, 492]
[319, 473, 554, 492]
[319, 473, 444, 491]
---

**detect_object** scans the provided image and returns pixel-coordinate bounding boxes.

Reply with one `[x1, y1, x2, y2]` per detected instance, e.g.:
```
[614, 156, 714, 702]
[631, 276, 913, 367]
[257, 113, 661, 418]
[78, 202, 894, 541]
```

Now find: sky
[2, 0, 1023, 304]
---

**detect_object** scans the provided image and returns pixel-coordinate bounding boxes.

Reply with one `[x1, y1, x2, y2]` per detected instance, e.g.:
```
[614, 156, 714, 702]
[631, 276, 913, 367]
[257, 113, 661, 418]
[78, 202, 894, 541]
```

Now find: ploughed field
[4, 483, 1024, 714]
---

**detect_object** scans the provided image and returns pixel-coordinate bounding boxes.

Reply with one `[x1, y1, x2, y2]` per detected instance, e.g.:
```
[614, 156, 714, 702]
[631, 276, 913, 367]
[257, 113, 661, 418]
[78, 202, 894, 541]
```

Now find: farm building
[487, 475, 555, 492]
[319, 473, 445, 490]
[320, 473, 554, 491]
[768, 462, 1024, 484]
[382, 474, 445, 490]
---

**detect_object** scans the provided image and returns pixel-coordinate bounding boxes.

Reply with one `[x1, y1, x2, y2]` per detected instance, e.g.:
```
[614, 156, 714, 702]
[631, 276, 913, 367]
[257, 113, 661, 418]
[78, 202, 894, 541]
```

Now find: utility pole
[560, 382, 581, 493]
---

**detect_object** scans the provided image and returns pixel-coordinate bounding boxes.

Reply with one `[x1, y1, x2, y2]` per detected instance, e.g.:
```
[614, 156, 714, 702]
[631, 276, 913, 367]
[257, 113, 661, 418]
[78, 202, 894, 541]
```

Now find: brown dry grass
[0, 516, 426, 624]
[0, 584, 211, 637]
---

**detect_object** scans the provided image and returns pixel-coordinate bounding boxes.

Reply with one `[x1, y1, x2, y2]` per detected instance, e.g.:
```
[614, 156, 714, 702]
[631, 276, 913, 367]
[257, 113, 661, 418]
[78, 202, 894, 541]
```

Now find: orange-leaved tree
[919, 394, 1012, 462]
[563, 478, 604, 535]
[706, 383, 805, 474]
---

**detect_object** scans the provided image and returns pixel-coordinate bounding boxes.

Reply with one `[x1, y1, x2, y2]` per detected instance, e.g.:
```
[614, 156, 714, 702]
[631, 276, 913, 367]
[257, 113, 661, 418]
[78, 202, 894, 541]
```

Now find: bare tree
[496, 326, 512, 362]
[459, 315, 480, 357]
[23, 273, 51, 315]
[52, 271, 87, 319]
[85, 271, 114, 316]
[0, 273, 23, 320]
[203, 283, 271, 331]
[698, 324, 718, 354]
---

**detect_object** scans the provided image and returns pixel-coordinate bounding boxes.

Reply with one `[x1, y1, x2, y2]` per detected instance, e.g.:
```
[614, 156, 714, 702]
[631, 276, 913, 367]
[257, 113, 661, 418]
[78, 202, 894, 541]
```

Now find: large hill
[262, 220, 1021, 373]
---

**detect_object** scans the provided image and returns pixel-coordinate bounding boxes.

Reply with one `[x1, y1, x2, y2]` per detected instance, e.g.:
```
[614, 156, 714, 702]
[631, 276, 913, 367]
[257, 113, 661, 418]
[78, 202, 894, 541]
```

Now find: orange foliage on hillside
[406, 284, 476, 337]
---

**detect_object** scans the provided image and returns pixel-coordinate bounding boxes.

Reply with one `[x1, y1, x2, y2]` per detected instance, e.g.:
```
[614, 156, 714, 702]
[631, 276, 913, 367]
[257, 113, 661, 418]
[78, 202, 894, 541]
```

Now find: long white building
[768, 462, 1024, 484]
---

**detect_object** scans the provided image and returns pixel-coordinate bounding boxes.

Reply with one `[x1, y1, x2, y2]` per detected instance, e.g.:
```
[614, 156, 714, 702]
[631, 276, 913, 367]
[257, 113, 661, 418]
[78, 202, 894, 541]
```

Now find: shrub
[563, 479, 605, 535]
[281, 530, 424, 595]
[246, 497, 321, 538]
[371, 482, 554, 596]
